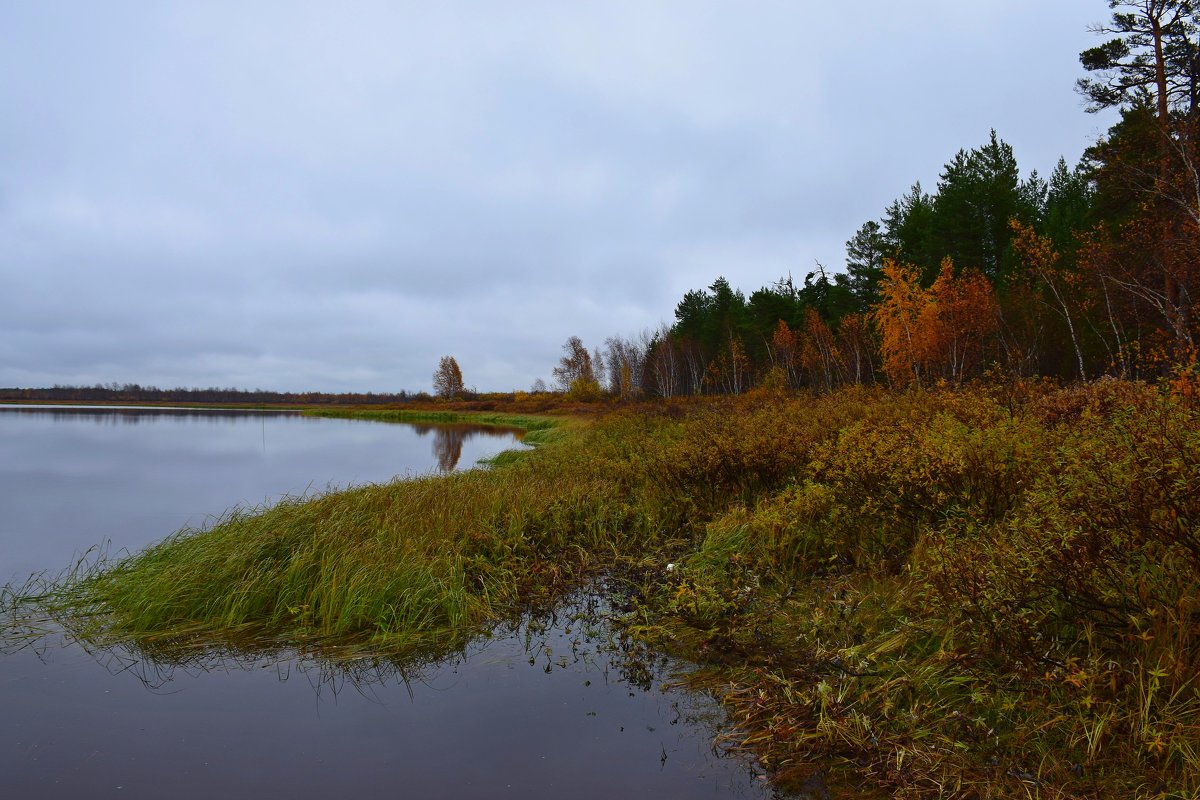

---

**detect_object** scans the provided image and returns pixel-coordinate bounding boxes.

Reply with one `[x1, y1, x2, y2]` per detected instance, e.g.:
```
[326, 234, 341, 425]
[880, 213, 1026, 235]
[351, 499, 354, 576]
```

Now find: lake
[0, 406, 773, 799]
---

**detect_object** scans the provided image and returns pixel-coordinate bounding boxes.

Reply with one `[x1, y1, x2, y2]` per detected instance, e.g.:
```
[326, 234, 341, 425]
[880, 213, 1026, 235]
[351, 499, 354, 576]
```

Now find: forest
[547, 3, 1199, 403]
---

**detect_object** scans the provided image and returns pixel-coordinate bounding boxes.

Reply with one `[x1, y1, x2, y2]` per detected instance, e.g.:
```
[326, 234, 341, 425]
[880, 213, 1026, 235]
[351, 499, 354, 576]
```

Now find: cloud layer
[2, 1, 1116, 392]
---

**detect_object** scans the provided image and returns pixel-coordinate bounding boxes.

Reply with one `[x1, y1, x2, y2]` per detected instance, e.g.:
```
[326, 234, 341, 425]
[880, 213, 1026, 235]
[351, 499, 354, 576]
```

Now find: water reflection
[0, 407, 525, 470]
[3, 593, 627, 699]
[0, 405, 299, 425]
[1, 590, 774, 799]
[408, 423, 527, 471]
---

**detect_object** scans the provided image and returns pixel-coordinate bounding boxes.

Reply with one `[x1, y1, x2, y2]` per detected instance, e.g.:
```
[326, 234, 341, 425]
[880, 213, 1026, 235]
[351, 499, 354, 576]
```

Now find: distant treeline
[0, 384, 430, 405]
[567, 124, 1197, 399]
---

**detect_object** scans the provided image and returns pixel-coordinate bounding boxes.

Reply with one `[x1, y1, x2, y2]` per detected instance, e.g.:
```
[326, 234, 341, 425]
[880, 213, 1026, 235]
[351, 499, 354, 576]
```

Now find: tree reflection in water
[407, 423, 525, 471]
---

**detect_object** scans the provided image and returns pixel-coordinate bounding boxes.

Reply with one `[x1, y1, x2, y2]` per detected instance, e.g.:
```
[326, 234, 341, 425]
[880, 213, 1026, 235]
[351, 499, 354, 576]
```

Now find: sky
[1, 1, 1120, 393]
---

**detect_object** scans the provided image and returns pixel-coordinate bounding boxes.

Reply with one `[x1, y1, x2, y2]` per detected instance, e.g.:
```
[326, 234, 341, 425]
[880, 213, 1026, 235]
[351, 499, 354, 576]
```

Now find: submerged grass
[20, 384, 1200, 798]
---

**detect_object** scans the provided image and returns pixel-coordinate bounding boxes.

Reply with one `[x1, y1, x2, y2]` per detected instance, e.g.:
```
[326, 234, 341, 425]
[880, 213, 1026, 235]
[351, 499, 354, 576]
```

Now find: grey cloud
[2, 1, 1117, 393]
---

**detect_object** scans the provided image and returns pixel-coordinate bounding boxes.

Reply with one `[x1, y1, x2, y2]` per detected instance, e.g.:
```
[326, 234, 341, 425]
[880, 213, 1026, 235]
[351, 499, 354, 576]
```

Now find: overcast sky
[1, 1, 1119, 393]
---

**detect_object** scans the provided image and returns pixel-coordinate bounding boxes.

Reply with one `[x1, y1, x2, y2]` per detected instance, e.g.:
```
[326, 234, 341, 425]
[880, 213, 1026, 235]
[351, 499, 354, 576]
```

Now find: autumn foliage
[432, 355, 464, 399]
[872, 257, 998, 387]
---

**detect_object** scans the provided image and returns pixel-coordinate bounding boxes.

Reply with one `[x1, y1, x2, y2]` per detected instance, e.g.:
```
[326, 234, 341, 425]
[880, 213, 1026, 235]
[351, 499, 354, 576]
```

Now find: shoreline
[11, 381, 1199, 799]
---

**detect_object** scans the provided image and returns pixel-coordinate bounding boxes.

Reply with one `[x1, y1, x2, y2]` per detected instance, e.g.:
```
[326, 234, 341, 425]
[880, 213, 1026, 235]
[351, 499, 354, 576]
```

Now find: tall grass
[24, 383, 1200, 797]
[632, 381, 1200, 798]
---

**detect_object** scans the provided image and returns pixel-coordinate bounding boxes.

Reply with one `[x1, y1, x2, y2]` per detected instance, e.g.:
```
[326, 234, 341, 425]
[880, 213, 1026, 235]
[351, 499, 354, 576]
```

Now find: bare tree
[645, 326, 680, 398]
[432, 356, 464, 399]
[603, 335, 646, 399]
[592, 347, 607, 392]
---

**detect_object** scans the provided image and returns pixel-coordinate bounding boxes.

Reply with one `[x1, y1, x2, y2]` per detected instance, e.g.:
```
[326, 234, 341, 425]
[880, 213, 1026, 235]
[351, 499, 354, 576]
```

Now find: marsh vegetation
[8, 383, 1199, 797]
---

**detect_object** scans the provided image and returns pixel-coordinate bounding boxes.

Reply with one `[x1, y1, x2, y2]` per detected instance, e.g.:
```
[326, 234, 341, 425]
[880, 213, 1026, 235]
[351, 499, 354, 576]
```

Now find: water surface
[0, 406, 773, 799]
[0, 405, 521, 584]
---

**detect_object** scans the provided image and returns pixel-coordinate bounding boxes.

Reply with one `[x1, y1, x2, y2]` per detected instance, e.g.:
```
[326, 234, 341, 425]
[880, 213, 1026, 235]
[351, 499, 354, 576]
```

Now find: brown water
[0, 406, 775, 799]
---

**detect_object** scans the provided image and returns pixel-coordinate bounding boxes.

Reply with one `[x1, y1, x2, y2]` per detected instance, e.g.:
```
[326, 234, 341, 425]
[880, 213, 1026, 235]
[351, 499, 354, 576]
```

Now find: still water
[0, 405, 523, 584]
[0, 406, 773, 799]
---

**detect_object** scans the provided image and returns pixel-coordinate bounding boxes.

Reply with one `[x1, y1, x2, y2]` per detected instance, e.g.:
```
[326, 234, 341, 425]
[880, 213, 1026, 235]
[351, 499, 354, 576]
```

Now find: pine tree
[932, 131, 1026, 282]
[845, 220, 888, 308]
[1078, 0, 1198, 120]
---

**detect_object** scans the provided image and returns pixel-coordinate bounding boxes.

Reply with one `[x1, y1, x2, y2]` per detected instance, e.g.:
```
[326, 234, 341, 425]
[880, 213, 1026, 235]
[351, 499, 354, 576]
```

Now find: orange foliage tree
[923, 258, 999, 385]
[770, 319, 800, 388]
[874, 257, 999, 387]
[836, 312, 874, 385]
[705, 336, 751, 394]
[874, 259, 928, 387]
